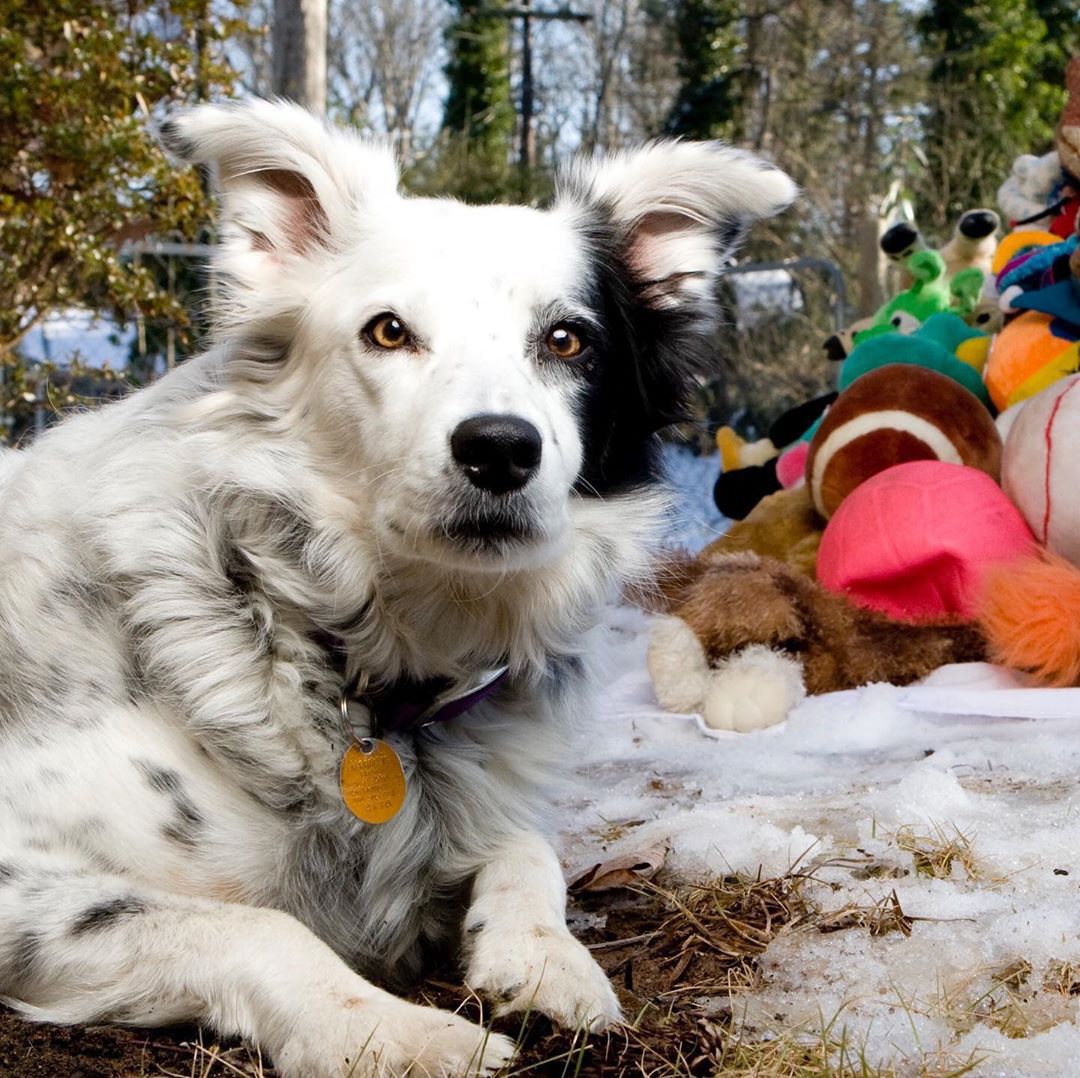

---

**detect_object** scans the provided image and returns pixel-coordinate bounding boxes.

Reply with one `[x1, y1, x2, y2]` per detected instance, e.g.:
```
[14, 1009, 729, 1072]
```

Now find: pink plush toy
[817, 460, 1035, 621]
[775, 440, 809, 489]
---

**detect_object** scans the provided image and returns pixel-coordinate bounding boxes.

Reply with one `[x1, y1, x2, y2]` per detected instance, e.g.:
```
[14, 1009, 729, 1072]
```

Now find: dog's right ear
[159, 100, 399, 293]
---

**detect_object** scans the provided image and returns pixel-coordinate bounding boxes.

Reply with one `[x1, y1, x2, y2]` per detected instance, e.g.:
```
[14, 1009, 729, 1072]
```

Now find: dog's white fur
[0, 100, 794, 1076]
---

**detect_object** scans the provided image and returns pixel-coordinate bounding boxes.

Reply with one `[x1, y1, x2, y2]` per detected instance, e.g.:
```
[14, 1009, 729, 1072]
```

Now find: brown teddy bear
[646, 553, 986, 732]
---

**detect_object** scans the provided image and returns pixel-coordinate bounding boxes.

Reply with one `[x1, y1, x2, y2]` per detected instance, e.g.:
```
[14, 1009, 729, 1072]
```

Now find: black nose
[822, 334, 847, 362]
[880, 221, 919, 257]
[958, 209, 999, 240]
[450, 414, 542, 495]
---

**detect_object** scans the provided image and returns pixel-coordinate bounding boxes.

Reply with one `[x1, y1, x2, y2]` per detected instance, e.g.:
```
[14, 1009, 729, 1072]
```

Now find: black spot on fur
[545, 653, 586, 701]
[70, 896, 147, 936]
[0, 862, 20, 885]
[136, 761, 184, 797]
[161, 822, 197, 847]
[134, 761, 205, 847]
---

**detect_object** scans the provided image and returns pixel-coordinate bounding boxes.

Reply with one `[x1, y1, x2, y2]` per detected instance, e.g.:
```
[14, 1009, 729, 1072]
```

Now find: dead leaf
[568, 843, 667, 893]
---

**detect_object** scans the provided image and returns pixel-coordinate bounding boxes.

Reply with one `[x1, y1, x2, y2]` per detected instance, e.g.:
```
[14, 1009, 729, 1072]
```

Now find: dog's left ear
[558, 141, 796, 311]
[159, 99, 399, 296]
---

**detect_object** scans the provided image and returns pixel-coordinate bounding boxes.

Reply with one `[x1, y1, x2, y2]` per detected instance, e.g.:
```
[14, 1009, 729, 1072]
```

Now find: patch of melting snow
[562, 602, 1080, 1074]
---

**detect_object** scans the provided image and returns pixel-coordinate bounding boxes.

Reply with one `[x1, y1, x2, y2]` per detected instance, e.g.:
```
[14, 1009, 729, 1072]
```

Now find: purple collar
[344, 666, 509, 737]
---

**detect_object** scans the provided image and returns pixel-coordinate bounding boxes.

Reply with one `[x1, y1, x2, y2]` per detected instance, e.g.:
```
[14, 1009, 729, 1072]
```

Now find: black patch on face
[70, 896, 147, 936]
[134, 761, 205, 848]
[563, 207, 717, 495]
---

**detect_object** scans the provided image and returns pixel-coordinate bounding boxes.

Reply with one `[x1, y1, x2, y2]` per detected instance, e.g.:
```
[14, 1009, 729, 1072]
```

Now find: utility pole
[482, 5, 590, 176]
[272, 0, 328, 113]
[519, 0, 534, 172]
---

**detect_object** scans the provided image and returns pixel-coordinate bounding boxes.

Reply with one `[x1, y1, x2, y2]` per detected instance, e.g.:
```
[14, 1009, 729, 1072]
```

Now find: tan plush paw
[703, 645, 806, 732]
[647, 615, 709, 713]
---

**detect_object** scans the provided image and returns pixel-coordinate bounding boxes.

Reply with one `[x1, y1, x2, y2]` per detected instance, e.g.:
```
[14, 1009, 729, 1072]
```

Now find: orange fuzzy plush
[984, 310, 1077, 412]
[980, 551, 1080, 687]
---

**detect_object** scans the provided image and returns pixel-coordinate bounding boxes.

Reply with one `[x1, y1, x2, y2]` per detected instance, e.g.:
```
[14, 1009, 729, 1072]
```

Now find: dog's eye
[545, 324, 586, 360]
[363, 313, 411, 351]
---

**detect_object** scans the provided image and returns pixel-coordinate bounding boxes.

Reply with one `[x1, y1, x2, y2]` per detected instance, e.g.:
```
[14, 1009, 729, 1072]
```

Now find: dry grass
[498, 1008, 907, 1078]
[895, 825, 979, 881]
[1045, 959, 1080, 997]
[896, 954, 1080, 1047]
[646, 872, 813, 996]
[142, 1028, 268, 1077]
[815, 889, 913, 938]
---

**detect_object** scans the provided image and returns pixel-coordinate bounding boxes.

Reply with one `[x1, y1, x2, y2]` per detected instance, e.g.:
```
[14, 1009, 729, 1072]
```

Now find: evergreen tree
[1032, 0, 1080, 101]
[440, 0, 515, 201]
[916, 0, 1064, 233]
[665, 0, 743, 140]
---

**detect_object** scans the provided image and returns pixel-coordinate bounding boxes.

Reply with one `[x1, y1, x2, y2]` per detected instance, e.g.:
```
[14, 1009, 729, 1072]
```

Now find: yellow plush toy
[702, 486, 823, 578]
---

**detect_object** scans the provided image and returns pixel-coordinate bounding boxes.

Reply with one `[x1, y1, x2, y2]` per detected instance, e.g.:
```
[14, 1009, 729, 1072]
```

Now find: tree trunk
[272, 0, 327, 113]
[856, 205, 885, 317]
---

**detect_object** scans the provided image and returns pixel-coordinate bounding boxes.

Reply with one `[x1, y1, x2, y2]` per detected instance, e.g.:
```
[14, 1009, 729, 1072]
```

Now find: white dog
[0, 100, 794, 1076]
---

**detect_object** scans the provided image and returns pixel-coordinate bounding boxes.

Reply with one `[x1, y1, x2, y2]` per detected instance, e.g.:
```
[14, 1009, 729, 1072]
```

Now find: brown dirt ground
[0, 886, 768, 1077]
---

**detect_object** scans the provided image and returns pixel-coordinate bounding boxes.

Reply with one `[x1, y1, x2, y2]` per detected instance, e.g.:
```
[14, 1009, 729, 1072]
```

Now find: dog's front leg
[463, 831, 621, 1030]
[0, 867, 513, 1077]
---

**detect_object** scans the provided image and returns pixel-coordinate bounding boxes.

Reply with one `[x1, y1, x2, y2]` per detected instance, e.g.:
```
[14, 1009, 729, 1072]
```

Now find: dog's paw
[274, 992, 514, 1078]
[467, 923, 621, 1031]
[703, 645, 805, 732]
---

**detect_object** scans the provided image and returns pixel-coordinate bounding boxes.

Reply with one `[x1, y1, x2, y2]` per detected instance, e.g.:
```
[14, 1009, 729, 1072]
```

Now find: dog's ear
[159, 100, 398, 288]
[558, 141, 795, 311]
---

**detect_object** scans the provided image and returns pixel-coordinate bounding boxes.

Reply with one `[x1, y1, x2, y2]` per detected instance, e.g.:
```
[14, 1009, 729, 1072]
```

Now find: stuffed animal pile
[650, 57, 1080, 731]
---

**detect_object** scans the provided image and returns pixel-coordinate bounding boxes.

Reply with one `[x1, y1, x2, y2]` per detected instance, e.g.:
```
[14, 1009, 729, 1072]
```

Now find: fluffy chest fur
[0, 393, 621, 983]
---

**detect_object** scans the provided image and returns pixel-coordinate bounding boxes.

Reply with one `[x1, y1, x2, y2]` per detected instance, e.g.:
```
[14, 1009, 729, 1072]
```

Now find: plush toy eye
[545, 324, 586, 360]
[890, 311, 922, 333]
[363, 313, 411, 350]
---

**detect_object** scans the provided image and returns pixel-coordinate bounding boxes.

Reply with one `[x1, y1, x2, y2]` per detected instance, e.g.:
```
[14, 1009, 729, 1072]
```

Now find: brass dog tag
[340, 739, 406, 824]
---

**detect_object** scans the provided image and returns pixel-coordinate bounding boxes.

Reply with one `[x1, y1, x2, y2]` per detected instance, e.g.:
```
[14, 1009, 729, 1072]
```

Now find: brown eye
[546, 324, 586, 360]
[363, 313, 411, 350]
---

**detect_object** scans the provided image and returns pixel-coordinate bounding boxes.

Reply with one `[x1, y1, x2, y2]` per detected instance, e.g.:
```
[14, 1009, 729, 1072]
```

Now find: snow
[562, 447, 1080, 1075]
[658, 443, 730, 550]
[22, 308, 133, 368]
[728, 268, 806, 327]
